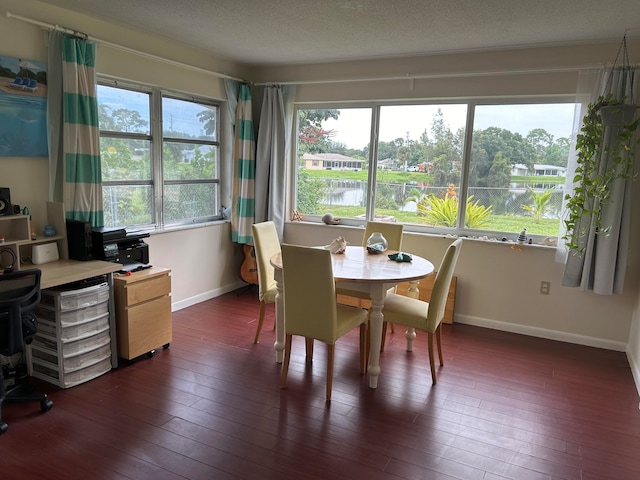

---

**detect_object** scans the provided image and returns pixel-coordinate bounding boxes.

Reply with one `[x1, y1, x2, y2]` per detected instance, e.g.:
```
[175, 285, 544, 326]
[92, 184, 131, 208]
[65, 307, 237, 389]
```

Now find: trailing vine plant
[563, 93, 640, 255]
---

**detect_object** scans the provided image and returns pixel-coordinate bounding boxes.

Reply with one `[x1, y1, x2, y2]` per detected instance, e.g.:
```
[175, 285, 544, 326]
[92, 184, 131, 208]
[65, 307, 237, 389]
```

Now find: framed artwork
[0, 55, 48, 157]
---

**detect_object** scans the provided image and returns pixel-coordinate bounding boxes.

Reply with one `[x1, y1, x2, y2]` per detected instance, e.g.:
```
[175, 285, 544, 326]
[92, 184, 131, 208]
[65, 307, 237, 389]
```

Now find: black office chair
[0, 268, 53, 435]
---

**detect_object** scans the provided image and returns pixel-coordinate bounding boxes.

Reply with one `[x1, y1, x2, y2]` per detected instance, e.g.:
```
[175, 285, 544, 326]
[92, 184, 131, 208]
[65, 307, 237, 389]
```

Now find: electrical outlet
[540, 281, 550, 295]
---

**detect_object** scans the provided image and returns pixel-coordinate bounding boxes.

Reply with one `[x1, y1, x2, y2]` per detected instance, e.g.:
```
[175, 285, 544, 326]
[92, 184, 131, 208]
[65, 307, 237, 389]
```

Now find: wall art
[0, 55, 48, 157]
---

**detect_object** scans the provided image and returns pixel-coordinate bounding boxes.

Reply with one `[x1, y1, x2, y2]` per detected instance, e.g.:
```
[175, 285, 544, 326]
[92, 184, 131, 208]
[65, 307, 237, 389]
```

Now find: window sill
[145, 219, 230, 236]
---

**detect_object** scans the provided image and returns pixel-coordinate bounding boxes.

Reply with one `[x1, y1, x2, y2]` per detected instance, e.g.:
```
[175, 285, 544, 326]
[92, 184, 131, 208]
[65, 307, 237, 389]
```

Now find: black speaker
[0, 187, 12, 216]
[66, 219, 94, 261]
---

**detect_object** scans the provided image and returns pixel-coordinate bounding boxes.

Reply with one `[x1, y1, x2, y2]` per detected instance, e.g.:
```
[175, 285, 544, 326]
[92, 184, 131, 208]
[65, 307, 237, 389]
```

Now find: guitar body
[240, 244, 259, 285]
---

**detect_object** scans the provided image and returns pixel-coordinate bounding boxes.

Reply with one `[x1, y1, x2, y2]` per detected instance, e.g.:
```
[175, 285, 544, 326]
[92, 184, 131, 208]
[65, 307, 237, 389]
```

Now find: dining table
[270, 245, 435, 388]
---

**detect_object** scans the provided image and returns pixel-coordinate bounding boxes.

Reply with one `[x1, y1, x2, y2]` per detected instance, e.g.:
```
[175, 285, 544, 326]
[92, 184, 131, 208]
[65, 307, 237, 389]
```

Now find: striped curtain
[231, 84, 255, 244]
[48, 31, 103, 227]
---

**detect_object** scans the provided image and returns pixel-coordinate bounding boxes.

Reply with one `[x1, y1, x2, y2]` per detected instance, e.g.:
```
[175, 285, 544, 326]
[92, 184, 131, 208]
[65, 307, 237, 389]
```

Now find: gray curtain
[562, 66, 640, 294]
[254, 85, 296, 240]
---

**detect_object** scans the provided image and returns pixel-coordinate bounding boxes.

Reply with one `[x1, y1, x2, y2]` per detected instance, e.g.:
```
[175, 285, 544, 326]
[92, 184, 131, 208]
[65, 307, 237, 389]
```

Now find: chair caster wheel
[0, 421, 8, 435]
[163, 343, 170, 349]
[146, 350, 156, 358]
[40, 398, 53, 412]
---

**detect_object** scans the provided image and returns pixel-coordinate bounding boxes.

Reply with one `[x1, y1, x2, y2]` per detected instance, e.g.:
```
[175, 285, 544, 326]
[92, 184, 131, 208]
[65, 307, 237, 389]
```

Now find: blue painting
[0, 55, 48, 157]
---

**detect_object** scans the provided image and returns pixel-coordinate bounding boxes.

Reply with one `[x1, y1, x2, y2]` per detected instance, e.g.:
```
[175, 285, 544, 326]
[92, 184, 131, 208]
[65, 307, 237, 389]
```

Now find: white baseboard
[626, 346, 640, 402]
[454, 313, 628, 352]
[171, 280, 247, 312]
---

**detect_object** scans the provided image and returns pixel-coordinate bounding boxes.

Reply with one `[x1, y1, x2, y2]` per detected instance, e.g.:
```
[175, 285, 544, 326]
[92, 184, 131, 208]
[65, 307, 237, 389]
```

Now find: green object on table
[388, 252, 412, 262]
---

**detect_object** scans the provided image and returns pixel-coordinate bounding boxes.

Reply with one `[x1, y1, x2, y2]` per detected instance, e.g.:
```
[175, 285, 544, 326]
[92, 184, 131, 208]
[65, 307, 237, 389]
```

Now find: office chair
[0, 268, 53, 435]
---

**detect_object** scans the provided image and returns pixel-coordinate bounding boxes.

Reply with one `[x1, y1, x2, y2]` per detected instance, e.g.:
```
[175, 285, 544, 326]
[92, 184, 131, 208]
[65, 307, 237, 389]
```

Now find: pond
[321, 179, 564, 217]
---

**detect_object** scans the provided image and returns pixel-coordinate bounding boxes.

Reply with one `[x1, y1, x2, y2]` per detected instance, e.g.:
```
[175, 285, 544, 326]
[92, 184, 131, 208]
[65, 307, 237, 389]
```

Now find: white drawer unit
[27, 281, 114, 388]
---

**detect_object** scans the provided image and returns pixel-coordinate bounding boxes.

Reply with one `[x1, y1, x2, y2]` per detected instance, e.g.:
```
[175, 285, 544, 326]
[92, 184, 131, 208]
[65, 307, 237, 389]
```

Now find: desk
[271, 246, 434, 388]
[32, 259, 122, 368]
[37, 259, 122, 290]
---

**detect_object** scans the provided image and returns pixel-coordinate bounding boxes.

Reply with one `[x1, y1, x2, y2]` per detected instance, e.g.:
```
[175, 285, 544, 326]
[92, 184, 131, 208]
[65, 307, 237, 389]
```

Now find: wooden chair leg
[254, 301, 266, 344]
[305, 337, 314, 363]
[326, 343, 335, 401]
[359, 323, 367, 374]
[428, 332, 437, 384]
[436, 325, 444, 366]
[390, 323, 395, 333]
[280, 334, 293, 388]
[380, 321, 388, 352]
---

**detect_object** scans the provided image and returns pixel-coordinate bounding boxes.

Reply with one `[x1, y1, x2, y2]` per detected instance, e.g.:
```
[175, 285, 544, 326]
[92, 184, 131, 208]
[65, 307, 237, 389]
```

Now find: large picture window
[295, 101, 575, 239]
[98, 82, 221, 229]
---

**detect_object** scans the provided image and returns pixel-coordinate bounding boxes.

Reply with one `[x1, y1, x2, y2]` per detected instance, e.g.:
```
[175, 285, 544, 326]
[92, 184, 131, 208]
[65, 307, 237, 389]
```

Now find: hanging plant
[563, 34, 640, 255]
[563, 93, 640, 255]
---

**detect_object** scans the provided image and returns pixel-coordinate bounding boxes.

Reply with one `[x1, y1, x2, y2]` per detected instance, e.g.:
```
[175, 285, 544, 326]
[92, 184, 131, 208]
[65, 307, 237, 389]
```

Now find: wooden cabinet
[113, 267, 172, 360]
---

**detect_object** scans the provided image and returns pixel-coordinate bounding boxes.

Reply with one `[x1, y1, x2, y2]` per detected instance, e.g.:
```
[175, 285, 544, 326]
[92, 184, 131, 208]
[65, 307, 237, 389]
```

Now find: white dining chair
[279, 244, 369, 401]
[378, 238, 462, 384]
[251, 221, 280, 344]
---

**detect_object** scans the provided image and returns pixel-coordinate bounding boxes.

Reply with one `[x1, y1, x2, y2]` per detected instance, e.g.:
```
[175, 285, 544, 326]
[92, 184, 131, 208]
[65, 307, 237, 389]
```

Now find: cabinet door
[119, 295, 172, 359]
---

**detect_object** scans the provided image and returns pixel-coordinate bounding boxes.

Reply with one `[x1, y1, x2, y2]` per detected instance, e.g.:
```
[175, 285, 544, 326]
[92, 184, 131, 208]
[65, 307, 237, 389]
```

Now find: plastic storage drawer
[41, 282, 110, 311]
[30, 356, 112, 389]
[30, 339, 111, 372]
[37, 314, 110, 343]
[30, 328, 111, 357]
[36, 301, 109, 327]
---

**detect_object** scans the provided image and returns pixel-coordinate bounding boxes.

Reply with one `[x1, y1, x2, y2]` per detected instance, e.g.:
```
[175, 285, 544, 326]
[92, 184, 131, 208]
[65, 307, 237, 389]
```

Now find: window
[98, 82, 221, 229]
[295, 101, 575, 239]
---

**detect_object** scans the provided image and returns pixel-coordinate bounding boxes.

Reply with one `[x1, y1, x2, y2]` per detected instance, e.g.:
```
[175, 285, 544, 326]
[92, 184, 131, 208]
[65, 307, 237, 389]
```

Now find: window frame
[293, 95, 576, 240]
[98, 78, 222, 230]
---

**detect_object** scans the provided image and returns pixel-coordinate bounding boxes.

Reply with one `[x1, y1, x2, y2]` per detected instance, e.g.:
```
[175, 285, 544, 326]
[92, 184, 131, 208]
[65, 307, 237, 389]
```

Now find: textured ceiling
[37, 0, 640, 66]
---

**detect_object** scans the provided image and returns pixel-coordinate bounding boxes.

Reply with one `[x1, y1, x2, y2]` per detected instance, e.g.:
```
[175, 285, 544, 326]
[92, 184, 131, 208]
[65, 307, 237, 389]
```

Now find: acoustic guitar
[239, 244, 259, 285]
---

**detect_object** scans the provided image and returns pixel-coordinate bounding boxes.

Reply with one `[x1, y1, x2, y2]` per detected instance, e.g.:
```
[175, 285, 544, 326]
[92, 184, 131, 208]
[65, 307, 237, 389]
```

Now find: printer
[92, 227, 150, 266]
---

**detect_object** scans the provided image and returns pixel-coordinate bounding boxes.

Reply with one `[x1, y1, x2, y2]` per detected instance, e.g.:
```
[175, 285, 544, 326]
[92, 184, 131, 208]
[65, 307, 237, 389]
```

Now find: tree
[197, 108, 216, 137]
[298, 109, 340, 154]
[486, 152, 511, 188]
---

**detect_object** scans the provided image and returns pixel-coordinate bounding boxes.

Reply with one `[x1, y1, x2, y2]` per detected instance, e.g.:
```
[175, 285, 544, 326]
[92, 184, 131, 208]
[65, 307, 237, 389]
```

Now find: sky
[323, 103, 577, 150]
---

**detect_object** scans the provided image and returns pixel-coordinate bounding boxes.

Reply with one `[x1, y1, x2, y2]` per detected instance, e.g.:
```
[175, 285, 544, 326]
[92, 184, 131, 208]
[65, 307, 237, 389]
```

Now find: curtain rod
[6, 11, 247, 83]
[253, 65, 617, 87]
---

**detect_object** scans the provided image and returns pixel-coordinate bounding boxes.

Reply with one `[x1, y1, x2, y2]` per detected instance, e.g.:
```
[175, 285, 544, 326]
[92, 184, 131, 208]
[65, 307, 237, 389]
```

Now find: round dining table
[270, 245, 435, 389]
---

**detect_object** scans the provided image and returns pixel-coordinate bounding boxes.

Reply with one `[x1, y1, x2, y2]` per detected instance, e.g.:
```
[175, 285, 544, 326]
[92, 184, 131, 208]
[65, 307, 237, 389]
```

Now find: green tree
[196, 108, 216, 137]
[486, 152, 511, 187]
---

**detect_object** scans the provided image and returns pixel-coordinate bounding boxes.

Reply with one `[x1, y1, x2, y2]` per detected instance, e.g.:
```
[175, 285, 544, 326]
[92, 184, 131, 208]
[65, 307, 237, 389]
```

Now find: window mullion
[458, 103, 476, 230]
[151, 89, 164, 227]
[366, 105, 380, 221]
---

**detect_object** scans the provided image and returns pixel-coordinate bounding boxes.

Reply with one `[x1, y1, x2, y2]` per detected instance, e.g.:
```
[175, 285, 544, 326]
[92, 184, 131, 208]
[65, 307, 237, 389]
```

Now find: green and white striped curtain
[231, 84, 255, 244]
[47, 31, 103, 227]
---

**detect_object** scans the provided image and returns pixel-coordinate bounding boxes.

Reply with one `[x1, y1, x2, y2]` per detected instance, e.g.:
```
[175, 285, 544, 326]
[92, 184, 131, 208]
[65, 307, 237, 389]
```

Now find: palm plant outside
[522, 186, 556, 223]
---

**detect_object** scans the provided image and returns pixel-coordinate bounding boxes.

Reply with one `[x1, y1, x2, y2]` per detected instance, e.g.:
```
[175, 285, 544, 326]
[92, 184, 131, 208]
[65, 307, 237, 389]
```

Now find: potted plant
[563, 93, 640, 254]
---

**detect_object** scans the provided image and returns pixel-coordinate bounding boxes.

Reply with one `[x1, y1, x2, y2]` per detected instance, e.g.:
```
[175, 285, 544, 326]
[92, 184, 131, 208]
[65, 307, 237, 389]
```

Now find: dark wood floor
[3, 288, 640, 479]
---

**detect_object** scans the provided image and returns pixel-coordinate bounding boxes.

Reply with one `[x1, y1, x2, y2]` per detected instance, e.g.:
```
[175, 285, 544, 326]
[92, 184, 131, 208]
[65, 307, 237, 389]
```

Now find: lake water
[322, 179, 565, 216]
